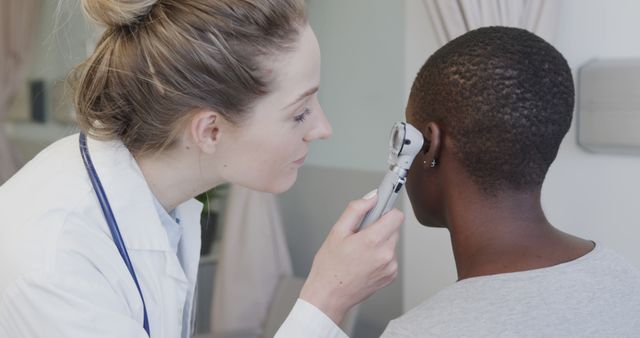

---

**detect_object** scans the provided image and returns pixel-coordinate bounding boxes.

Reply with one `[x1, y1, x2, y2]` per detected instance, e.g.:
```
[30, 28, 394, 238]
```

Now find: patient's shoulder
[382, 283, 481, 337]
[382, 246, 640, 337]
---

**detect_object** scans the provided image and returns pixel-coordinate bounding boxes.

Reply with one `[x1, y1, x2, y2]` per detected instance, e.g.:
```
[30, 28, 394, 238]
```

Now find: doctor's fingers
[359, 208, 404, 246]
[376, 249, 399, 288]
[384, 230, 400, 251]
[380, 232, 400, 267]
[332, 195, 379, 237]
[365, 226, 400, 282]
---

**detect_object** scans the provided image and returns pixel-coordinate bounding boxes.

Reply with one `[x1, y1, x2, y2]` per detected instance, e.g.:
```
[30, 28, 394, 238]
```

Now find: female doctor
[0, 0, 403, 337]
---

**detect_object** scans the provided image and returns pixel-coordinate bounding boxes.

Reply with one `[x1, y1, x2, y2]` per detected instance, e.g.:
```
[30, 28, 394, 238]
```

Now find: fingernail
[363, 189, 377, 199]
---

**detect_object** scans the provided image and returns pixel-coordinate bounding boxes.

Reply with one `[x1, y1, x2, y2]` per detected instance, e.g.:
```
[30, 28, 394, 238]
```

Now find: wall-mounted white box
[578, 59, 640, 154]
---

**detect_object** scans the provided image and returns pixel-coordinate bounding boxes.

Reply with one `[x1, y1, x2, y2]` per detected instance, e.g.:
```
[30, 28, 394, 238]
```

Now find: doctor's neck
[134, 143, 224, 213]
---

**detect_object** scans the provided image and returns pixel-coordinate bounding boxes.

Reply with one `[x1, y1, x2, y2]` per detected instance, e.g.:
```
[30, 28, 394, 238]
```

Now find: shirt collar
[152, 194, 183, 254]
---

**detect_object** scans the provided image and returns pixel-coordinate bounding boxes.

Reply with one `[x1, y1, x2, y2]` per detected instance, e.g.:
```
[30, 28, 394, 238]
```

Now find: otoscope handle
[357, 167, 406, 231]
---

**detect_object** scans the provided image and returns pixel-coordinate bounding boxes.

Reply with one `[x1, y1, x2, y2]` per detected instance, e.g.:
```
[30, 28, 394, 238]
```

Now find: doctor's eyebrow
[283, 86, 319, 109]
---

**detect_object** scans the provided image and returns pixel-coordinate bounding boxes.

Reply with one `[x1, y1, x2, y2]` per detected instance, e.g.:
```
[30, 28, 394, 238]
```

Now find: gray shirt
[382, 244, 640, 337]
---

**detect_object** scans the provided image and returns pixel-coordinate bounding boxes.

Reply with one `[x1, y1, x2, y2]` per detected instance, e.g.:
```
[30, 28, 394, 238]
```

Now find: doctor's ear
[189, 110, 221, 154]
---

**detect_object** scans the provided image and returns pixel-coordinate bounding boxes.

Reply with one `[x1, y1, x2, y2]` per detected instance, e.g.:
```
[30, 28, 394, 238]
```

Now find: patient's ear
[422, 122, 442, 167]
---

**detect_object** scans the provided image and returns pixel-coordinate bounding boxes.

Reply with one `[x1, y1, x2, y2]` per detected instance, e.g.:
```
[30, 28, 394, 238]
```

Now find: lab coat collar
[82, 135, 203, 256]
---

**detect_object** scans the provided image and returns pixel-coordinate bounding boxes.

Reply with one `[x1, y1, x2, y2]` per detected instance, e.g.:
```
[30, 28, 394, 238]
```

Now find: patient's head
[405, 26, 574, 226]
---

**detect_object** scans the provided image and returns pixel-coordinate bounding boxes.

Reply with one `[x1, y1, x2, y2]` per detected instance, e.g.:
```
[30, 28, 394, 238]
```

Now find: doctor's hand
[300, 191, 404, 325]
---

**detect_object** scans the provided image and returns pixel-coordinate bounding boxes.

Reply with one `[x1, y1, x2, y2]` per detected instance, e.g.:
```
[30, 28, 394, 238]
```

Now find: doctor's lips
[293, 154, 307, 165]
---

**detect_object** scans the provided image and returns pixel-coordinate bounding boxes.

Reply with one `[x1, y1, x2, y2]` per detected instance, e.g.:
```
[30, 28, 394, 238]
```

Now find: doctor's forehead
[268, 26, 321, 105]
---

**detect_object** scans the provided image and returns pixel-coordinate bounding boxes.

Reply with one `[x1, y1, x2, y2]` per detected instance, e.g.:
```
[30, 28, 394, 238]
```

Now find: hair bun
[82, 0, 158, 27]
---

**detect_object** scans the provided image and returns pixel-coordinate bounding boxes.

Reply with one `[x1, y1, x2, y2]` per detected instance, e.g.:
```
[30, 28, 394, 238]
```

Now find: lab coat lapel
[83, 136, 173, 252]
[83, 135, 203, 285]
[71, 134, 205, 337]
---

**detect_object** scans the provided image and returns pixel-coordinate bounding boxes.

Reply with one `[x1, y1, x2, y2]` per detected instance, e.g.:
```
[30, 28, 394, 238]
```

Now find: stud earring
[423, 159, 438, 168]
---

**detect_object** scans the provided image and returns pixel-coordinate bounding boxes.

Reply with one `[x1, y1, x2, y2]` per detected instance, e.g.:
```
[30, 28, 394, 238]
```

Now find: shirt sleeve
[274, 299, 349, 338]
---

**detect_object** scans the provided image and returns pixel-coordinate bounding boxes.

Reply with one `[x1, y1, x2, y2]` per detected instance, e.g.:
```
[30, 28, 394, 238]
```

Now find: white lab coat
[0, 134, 346, 338]
[0, 134, 202, 338]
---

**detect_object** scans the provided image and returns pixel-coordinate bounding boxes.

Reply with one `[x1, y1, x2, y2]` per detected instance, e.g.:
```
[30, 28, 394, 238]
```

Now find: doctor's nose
[304, 106, 332, 142]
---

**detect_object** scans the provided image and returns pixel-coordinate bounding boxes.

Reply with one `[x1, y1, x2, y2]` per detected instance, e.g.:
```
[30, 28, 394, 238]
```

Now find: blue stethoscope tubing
[79, 133, 150, 336]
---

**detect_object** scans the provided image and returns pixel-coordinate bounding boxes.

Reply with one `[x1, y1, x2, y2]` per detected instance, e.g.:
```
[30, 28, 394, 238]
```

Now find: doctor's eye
[294, 107, 312, 124]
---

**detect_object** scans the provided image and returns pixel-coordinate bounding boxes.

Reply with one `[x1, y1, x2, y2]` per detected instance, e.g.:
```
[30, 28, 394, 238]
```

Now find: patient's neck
[445, 187, 593, 281]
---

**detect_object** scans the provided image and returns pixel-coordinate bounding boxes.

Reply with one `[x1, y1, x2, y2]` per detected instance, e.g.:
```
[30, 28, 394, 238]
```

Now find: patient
[382, 26, 640, 337]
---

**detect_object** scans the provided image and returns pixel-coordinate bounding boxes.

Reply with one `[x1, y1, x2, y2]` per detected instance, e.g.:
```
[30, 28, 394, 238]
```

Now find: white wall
[306, 0, 406, 171]
[401, 0, 458, 311]
[401, 0, 640, 312]
[544, 0, 640, 269]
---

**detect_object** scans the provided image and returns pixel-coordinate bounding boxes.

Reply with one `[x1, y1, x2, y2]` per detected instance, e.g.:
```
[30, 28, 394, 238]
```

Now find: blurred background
[1, 1, 640, 337]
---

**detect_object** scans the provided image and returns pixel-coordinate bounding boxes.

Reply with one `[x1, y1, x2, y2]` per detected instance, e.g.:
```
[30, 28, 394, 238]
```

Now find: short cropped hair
[409, 26, 574, 193]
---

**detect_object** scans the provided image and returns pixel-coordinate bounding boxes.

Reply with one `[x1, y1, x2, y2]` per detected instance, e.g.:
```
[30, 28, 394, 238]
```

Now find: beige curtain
[0, 0, 41, 184]
[211, 185, 293, 336]
[423, 0, 560, 45]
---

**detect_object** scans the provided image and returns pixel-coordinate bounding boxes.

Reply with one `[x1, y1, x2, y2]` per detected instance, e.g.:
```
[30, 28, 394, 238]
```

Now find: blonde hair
[72, 0, 307, 155]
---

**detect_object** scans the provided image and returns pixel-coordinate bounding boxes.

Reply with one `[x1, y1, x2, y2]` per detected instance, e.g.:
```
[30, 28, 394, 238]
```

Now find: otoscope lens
[390, 123, 405, 152]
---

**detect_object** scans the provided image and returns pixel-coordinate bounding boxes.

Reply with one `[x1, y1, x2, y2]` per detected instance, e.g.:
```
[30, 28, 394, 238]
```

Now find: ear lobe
[190, 110, 220, 154]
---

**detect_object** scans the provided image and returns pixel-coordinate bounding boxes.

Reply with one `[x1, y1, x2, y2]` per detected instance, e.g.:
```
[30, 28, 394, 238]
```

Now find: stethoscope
[79, 133, 150, 336]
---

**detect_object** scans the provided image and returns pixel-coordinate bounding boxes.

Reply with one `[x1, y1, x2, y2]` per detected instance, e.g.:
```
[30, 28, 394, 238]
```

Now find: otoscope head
[388, 122, 424, 170]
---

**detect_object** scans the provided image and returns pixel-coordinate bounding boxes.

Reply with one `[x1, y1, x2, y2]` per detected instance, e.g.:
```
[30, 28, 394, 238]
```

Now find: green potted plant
[195, 184, 229, 256]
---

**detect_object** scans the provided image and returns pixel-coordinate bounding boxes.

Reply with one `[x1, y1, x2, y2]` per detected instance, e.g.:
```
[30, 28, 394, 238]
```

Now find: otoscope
[357, 122, 424, 231]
